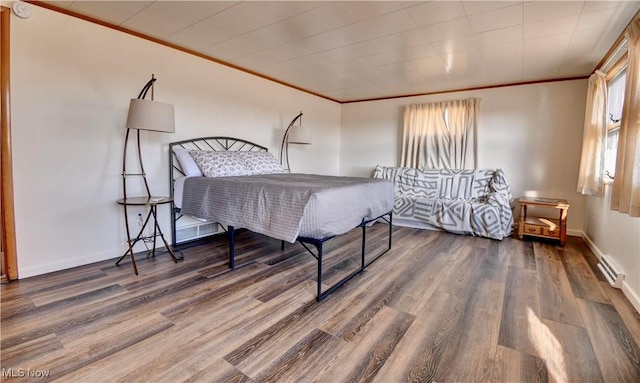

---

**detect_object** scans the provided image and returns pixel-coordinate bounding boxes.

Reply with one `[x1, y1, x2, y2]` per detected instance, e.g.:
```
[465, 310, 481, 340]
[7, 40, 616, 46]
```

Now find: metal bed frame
[169, 136, 268, 246]
[169, 137, 393, 301]
[228, 212, 392, 301]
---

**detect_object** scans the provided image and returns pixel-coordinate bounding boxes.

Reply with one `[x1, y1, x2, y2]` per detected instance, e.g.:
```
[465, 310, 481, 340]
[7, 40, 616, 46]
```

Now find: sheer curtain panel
[611, 14, 640, 217]
[401, 98, 479, 169]
[576, 70, 607, 196]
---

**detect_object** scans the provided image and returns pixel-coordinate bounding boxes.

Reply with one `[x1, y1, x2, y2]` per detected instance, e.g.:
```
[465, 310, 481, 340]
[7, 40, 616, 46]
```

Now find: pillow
[238, 151, 285, 175]
[172, 147, 203, 177]
[189, 151, 251, 177]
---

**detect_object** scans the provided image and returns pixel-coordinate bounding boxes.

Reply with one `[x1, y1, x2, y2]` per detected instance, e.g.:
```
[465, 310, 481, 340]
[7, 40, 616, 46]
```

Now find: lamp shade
[126, 98, 175, 133]
[288, 124, 311, 144]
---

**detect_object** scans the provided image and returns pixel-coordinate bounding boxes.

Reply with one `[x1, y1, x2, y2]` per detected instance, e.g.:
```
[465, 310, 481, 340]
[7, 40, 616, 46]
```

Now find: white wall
[585, 187, 640, 312]
[340, 80, 588, 234]
[11, 7, 341, 277]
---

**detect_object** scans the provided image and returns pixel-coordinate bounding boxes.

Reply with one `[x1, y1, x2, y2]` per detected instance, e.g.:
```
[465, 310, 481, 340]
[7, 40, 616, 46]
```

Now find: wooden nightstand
[517, 197, 569, 246]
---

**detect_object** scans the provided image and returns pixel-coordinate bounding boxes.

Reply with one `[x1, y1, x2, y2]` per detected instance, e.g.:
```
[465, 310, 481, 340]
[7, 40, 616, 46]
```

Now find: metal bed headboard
[168, 136, 269, 246]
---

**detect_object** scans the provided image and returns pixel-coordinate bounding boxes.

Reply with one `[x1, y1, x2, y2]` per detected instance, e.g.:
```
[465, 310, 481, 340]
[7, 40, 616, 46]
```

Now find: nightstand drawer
[543, 227, 560, 238]
[524, 224, 542, 235]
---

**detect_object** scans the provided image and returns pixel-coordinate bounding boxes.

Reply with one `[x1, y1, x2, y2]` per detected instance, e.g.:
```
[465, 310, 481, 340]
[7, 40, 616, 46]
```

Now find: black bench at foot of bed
[227, 211, 393, 301]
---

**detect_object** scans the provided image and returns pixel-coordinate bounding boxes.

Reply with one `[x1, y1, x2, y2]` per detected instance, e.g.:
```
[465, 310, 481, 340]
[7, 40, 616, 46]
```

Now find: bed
[169, 137, 394, 301]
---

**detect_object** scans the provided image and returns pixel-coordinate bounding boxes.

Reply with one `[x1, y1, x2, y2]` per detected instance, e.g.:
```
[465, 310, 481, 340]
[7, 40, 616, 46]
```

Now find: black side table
[116, 196, 182, 274]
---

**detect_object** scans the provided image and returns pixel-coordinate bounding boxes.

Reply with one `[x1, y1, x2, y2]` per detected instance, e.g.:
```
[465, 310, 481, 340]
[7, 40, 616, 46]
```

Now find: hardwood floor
[2, 225, 639, 382]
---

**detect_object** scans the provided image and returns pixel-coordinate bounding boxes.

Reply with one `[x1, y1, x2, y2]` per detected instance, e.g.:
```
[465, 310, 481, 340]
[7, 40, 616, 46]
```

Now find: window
[401, 98, 479, 169]
[604, 68, 627, 180]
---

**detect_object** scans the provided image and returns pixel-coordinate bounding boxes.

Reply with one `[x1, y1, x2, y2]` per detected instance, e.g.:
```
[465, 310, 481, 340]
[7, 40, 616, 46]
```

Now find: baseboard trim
[581, 232, 640, 314]
[622, 283, 640, 314]
[18, 250, 117, 279]
[567, 229, 583, 237]
[581, 232, 604, 259]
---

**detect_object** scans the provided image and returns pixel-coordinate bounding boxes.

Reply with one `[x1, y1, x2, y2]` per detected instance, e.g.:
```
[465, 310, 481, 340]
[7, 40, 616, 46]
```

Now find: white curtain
[576, 70, 608, 196]
[401, 98, 479, 169]
[611, 15, 640, 217]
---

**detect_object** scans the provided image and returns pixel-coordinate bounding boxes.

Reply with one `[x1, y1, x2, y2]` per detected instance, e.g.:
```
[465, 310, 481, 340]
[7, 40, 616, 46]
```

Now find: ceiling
[38, 1, 640, 102]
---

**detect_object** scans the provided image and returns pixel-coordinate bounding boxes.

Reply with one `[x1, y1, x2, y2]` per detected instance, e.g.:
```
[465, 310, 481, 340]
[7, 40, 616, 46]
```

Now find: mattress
[180, 173, 394, 242]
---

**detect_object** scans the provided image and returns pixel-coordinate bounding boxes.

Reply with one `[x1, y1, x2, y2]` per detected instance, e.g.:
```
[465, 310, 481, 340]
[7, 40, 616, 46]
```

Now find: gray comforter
[181, 173, 394, 242]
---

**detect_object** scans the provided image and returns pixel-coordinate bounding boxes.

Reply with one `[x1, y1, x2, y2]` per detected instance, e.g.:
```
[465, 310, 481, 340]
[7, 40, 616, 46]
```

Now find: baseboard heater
[597, 254, 625, 289]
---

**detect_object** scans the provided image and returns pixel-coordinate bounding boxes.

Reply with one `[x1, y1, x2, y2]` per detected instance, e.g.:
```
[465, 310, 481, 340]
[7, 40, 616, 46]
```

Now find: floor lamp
[122, 75, 174, 197]
[116, 74, 181, 274]
[280, 111, 311, 172]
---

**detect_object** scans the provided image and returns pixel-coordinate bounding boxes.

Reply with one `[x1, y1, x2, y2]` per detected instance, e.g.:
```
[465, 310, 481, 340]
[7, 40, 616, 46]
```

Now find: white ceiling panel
[405, 1, 467, 27]
[475, 25, 522, 47]
[337, 0, 406, 21]
[404, 43, 439, 61]
[167, 21, 236, 50]
[481, 41, 524, 65]
[431, 35, 478, 54]
[67, 1, 153, 24]
[39, 0, 640, 102]
[203, 36, 262, 60]
[576, 4, 639, 30]
[467, 3, 523, 33]
[206, 1, 296, 35]
[126, 1, 235, 36]
[122, 14, 182, 38]
[462, 1, 522, 16]
[523, 1, 585, 23]
[524, 14, 580, 40]
[420, 17, 474, 42]
[316, 29, 428, 63]
[582, 0, 634, 12]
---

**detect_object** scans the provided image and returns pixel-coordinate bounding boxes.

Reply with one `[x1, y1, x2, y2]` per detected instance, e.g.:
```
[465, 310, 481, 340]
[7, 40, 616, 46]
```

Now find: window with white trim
[604, 68, 626, 180]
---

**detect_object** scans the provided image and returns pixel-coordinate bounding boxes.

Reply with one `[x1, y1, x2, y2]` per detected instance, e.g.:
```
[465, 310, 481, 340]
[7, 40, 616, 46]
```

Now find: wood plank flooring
[1, 225, 639, 382]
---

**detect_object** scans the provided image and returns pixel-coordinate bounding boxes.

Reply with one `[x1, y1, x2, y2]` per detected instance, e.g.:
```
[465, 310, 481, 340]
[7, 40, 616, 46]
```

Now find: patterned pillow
[188, 151, 251, 177]
[238, 151, 285, 175]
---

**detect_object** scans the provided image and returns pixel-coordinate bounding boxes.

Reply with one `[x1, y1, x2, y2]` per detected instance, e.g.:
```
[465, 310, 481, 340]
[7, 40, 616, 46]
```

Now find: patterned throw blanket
[181, 173, 394, 242]
[374, 166, 514, 240]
